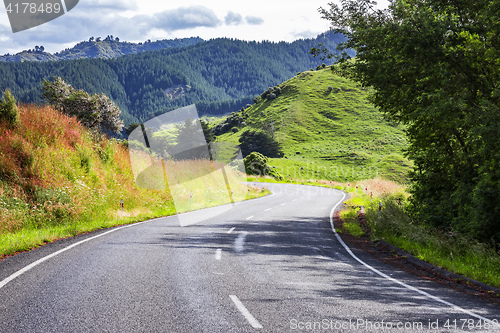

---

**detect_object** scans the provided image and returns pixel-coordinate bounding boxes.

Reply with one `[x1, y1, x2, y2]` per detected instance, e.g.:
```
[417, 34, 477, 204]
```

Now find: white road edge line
[0, 217, 164, 290]
[227, 227, 236, 234]
[329, 192, 498, 326]
[230, 295, 263, 329]
[215, 249, 222, 260]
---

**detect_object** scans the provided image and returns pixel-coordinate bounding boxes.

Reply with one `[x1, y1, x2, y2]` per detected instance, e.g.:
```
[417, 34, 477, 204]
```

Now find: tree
[315, 0, 500, 244]
[42, 77, 124, 134]
[238, 130, 283, 158]
[243, 152, 282, 180]
[0, 89, 19, 127]
[200, 119, 214, 144]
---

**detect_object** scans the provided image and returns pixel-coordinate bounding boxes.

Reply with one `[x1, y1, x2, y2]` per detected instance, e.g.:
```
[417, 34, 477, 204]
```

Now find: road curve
[0, 183, 499, 332]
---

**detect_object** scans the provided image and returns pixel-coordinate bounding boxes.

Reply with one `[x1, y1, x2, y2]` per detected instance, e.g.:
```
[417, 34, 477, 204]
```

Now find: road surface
[0, 183, 499, 332]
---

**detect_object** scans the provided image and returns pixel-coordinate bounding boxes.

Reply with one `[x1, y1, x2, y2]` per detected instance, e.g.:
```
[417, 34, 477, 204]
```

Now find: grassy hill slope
[214, 67, 412, 183]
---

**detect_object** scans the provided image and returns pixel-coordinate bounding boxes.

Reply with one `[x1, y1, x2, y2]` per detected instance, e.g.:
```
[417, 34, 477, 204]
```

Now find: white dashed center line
[230, 295, 263, 329]
[234, 231, 248, 253]
[227, 227, 236, 234]
[215, 248, 222, 260]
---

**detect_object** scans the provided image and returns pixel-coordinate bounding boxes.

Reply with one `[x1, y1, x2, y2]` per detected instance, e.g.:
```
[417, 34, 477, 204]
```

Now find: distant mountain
[0, 36, 203, 62]
[0, 31, 347, 129]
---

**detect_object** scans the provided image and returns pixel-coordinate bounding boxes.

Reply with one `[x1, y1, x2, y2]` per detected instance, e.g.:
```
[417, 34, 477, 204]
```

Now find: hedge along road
[0, 183, 499, 332]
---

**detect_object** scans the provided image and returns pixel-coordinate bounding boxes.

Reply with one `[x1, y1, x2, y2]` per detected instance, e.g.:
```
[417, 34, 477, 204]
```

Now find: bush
[0, 89, 19, 127]
[42, 77, 124, 134]
[238, 130, 284, 158]
[243, 152, 282, 180]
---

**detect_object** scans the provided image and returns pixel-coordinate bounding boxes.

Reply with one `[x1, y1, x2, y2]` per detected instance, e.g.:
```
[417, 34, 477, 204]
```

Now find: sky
[0, 0, 389, 55]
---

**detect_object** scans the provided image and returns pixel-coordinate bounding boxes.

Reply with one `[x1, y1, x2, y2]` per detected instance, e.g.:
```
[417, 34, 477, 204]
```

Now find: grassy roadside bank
[0, 184, 269, 259]
[0, 104, 268, 259]
[337, 184, 500, 290]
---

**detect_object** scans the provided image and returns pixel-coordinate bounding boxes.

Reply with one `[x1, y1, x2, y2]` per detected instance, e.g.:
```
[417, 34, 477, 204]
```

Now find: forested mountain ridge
[0, 37, 203, 62]
[0, 31, 346, 128]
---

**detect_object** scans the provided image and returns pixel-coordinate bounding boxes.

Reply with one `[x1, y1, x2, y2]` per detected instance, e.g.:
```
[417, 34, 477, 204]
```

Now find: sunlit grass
[214, 67, 413, 184]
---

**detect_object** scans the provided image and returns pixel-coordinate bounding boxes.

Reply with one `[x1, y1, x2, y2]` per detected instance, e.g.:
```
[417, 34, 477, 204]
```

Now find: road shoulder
[332, 214, 500, 305]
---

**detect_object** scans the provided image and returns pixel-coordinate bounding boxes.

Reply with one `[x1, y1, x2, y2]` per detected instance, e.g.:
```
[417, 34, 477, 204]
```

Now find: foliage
[0, 89, 19, 127]
[317, 0, 500, 244]
[238, 130, 284, 158]
[211, 112, 245, 136]
[243, 152, 283, 180]
[362, 193, 500, 289]
[42, 77, 124, 134]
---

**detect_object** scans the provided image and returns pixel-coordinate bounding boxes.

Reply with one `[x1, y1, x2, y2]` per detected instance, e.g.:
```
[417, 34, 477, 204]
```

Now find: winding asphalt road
[0, 183, 499, 332]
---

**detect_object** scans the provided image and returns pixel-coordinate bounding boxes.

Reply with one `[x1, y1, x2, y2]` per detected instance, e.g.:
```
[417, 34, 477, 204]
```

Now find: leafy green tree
[243, 152, 282, 180]
[42, 77, 124, 134]
[238, 130, 283, 158]
[315, 0, 500, 244]
[200, 119, 214, 144]
[0, 89, 20, 127]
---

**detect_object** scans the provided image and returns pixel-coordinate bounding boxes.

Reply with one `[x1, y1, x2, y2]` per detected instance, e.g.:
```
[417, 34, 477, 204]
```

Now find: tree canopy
[42, 77, 124, 134]
[0, 89, 19, 127]
[316, 0, 500, 244]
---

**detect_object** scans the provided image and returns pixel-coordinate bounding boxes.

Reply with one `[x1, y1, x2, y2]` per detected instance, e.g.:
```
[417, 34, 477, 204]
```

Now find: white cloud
[0, 0, 349, 54]
[153, 6, 221, 31]
[245, 16, 264, 25]
[225, 11, 243, 26]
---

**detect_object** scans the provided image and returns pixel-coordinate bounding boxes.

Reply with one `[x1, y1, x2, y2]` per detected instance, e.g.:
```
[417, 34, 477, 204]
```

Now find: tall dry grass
[0, 104, 174, 256]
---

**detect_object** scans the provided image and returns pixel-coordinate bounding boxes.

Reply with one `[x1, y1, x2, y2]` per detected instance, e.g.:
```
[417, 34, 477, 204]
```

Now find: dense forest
[0, 31, 346, 128]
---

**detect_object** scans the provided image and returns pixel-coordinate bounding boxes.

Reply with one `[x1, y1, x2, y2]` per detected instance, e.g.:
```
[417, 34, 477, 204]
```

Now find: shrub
[0, 89, 19, 127]
[243, 152, 282, 180]
[238, 130, 284, 158]
[42, 77, 124, 134]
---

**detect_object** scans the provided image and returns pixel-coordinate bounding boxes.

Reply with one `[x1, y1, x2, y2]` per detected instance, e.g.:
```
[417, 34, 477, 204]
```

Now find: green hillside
[213, 67, 412, 183]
